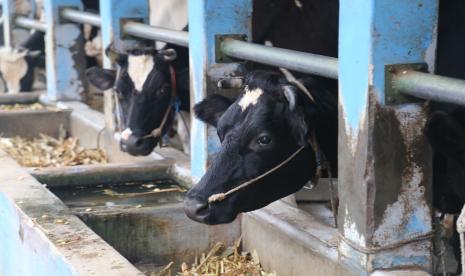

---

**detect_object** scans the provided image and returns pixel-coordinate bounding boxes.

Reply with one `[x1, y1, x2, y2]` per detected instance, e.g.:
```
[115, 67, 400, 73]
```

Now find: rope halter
[142, 64, 177, 141]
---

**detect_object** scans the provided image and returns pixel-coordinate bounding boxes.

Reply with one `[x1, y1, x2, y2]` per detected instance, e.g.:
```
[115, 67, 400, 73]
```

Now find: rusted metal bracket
[385, 63, 428, 105]
[215, 34, 247, 63]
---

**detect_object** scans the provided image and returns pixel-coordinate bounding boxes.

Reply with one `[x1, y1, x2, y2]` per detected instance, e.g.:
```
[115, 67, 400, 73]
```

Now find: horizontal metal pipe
[61, 8, 101, 27]
[393, 70, 465, 106]
[123, 21, 189, 47]
[221, 39, 339, 79]
[15, 17, 46, 32]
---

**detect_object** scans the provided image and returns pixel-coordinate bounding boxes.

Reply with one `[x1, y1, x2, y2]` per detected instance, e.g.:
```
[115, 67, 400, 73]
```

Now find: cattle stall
[1, 0, 465, 275]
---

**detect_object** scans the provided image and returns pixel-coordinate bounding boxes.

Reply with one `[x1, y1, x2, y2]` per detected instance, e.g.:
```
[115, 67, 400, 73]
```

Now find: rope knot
[208, 193, 226, 203]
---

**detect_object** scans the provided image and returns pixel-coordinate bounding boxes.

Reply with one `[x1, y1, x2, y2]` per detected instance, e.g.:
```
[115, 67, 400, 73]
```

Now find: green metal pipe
[220, 38, 338, 79]
[393, 70, 465, 106]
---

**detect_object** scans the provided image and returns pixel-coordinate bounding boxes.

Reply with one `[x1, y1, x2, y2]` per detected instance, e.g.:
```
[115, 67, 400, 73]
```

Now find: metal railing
[14, 16, 46, 32]
[123, 21, 188, 47]
[221, 38, 339, 80]
[220, 38, 465, 107]
[393, 70, 465, 106]
[10, 9, 465, 107]
[61, 9, 101, 27]
[59, 8, 189, 47]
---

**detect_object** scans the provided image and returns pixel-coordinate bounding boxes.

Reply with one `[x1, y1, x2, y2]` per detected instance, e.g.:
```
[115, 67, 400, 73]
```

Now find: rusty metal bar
[61, 8, 101, 27]
[122, 21, 189, 47]
[14, 16, 46, 32]
[394, 70, 465, 106]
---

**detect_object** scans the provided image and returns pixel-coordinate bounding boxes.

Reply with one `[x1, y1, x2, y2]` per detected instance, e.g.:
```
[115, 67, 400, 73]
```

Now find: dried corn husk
[154, 239, 277, 276]
[0, 134, 107, 167]
[0, 103, 46, 111]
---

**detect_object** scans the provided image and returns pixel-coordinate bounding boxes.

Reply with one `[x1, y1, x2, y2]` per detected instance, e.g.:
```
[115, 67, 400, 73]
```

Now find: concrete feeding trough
[0, 97, 239, 275]
[0, 148, 240, 275]
[0, 97, 354, 275]
[0, 93, 70, 139]
[46, 171, 240, 274]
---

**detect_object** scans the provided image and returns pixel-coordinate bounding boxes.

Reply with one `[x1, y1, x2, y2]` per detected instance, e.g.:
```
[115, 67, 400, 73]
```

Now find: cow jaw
[127, 54, 155, 92]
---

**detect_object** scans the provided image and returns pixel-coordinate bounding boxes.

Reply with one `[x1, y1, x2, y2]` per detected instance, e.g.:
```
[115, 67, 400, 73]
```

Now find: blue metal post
[99, 0, 149, 69]
[188, 0, 252, 180]
[338, 0, 438, 273]
[2, 0, 14, 47]
[44, 0, 85, 101]
[99, 0, 149, 131]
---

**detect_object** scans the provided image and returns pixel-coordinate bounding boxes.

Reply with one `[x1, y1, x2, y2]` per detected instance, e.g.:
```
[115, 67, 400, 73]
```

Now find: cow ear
[425, 111, 465, 154]
[282, 85, 308, 146]
[194, 94, 233, 127]
[85, 66, 116, 91]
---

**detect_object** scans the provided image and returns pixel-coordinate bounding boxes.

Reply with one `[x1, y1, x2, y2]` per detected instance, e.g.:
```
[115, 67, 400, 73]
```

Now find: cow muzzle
[120, 133, 159, 156]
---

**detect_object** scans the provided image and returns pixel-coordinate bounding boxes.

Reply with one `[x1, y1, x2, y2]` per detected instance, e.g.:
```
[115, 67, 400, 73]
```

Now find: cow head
[0, 47, 42, 93]
[86, 47, 178, 156]
[184, 71, 337, 225]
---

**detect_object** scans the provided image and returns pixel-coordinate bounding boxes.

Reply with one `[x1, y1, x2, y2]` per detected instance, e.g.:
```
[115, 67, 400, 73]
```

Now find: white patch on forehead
[0, 47, 28, 94]
[127, 54, 155, 92]
[238, 86, 263, 111]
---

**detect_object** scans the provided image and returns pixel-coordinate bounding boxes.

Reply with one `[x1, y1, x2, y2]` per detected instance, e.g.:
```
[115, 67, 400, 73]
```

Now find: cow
[86, 44, 190, 156]
[424, 108, 465, 274]
[0, 0, 101, 94]
[424, 0, 465, 273]
[183, 71, 338, 224]
[0, 31, 45, 93]
[85, 0, 339, 155]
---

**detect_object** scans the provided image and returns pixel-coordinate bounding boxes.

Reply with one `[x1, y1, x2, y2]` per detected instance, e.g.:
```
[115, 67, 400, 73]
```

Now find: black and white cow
[0, 0, 101, 94]
[184, 71, 338, 224]
[0, 31, 45, 93]
[86, 44, 190, 156]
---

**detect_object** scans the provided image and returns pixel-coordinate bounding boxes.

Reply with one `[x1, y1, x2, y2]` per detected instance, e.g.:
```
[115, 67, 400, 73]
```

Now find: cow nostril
[184, 197, 209, 222]
[135, 138, 143, 147]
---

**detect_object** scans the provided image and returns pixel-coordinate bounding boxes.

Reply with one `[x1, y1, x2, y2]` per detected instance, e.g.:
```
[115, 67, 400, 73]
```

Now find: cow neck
[143, 64, 177, 141]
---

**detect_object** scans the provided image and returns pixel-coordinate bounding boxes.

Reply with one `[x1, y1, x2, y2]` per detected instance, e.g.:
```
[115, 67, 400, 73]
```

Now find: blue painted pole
[338, 0, 438, 273]
[2, 0, 14, 47]
[99, 0, 149, 131]
[44, 0, 85, 101]
[188, 0, 252, 180]
[99, 0, 149, 69]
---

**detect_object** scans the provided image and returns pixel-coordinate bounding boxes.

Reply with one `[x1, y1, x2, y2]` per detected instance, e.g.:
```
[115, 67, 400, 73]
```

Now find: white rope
[208, 145, 306, 203]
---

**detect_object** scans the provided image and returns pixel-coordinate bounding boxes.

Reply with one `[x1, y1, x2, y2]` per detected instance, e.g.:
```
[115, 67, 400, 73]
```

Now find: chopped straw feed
[0, 134, 107, 167]
[154, 238, 277, 276]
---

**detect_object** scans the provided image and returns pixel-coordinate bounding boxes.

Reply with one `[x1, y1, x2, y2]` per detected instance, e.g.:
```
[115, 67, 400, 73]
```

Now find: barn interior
[0, 0, 464, 275]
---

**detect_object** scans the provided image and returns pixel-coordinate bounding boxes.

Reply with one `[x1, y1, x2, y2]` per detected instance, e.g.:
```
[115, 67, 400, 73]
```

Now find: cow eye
[257, 135, 272, 146]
